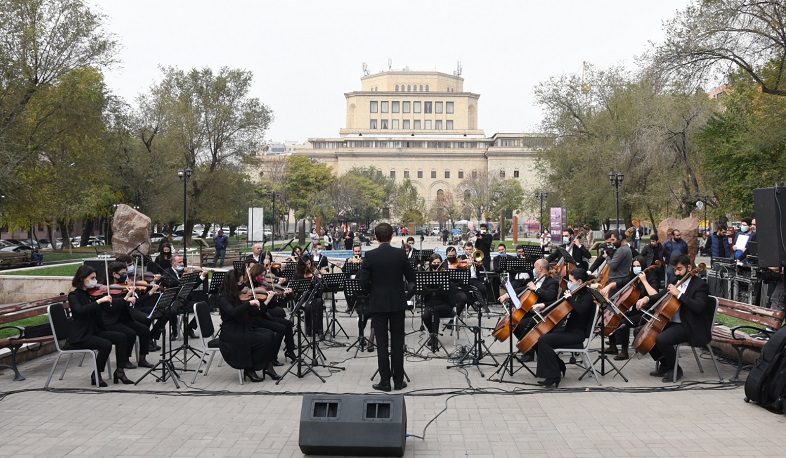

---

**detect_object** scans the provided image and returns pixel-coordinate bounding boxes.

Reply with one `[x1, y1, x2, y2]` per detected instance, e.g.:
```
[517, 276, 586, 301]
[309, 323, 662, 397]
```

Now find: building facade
[255, 70, 551, 215]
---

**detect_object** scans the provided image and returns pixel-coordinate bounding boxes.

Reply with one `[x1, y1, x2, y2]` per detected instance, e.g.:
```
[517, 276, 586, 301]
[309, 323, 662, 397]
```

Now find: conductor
[358, 223, 416, 391]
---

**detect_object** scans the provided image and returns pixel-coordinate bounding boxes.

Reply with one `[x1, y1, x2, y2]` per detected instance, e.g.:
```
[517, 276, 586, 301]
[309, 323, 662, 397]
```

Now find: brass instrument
[472, 249, 484, 266]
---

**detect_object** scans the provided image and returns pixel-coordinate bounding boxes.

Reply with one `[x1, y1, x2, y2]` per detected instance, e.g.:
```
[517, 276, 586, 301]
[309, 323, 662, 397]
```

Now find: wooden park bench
[0, 295, 68, 381]
[200, 248, 246, 267]
[0, 252, 36, 270]
[711, 297, 785, 381]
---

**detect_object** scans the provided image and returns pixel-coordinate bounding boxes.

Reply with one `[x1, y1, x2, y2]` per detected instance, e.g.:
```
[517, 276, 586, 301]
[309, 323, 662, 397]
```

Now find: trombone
[472, 249, 484, 267]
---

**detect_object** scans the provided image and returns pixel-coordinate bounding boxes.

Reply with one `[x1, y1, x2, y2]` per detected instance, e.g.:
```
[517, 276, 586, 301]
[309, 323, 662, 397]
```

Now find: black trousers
[105, 320, 150, 358]
[251, 315, 295, 354]
[648, 322, 691, 369]
[68, 331, 128, 372]
[421, 304, 453, 334]
[610, 309, 645, 351]
[249, 327, 277, 371]
[372, 310, 406, 386]
[535, 328, 584, 379]
[304, 297, 325, 334]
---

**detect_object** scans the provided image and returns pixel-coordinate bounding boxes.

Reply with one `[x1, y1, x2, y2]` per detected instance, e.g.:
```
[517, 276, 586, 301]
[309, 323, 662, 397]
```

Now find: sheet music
[147, 294, 163, 320]
[735, 234, 750, 250]
[504, 281, 522, 310]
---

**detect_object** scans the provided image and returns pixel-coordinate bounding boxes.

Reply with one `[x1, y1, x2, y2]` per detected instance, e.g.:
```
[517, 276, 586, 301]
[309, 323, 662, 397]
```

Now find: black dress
[535, 287, 596, 379]
[67, 289, 129, 371]
[217, 293, 276, 371]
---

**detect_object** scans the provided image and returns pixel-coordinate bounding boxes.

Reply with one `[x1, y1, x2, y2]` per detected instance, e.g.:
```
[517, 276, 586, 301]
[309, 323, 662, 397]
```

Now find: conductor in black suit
[358, 223, 416, 391]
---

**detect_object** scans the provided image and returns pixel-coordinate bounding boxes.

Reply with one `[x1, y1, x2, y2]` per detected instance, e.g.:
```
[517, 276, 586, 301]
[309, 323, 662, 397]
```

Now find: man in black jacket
[635, 254, 713, 382]
[358, 223, 416, 391]
[547, 228, 591, 270]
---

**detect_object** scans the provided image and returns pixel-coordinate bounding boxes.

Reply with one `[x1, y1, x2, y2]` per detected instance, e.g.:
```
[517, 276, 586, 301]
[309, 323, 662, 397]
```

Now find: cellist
[497, 258, 559, 362]
[605, 256, 657, 360]
[634, 254, 714, 382]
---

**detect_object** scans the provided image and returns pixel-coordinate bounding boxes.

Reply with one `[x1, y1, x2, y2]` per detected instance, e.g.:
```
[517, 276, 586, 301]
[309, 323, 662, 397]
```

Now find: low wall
[0, 275, 72, 303]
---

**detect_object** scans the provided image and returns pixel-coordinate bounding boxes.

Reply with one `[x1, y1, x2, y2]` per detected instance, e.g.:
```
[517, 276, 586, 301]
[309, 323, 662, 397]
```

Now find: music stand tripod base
[135, 287, 183, 388]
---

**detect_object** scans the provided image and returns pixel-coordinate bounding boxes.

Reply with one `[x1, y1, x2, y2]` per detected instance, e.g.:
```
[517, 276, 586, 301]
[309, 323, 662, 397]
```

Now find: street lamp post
[267, 186, 277, 250]
[609, 171, 624, 231]
[535, 192, 549, 238]
[178, 167, 193, 264]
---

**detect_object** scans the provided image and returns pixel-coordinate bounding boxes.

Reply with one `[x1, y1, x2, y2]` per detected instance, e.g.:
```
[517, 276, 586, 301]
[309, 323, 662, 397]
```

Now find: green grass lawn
[716, 314, 760, 334]
[0, 315, 49, 339]
[3, 264, 79, 276]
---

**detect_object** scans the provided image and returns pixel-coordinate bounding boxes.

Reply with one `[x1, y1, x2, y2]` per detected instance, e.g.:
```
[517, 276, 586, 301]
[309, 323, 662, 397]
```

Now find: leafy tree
[430, 190, 461, 227]
[283, 155, 335, 221]
[394, 179, 426, 226]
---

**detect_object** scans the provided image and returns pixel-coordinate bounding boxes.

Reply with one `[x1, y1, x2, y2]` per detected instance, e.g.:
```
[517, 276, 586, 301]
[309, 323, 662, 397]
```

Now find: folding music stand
[135, 286, 183, 387]
[344, 278, 373, 357]
[506, 257, 533, 275]
[276, 282, 326, 384]
[321, 273, 348, 341]
[168, 278, 200, 371]
[580, 288, 628, 381]
[208, 271, 225, 294]
[416, 249, 434, 266]
[233, 260, 245, 272]
[281, 264, 296, 280]
[412, 271, 452, 357]
[448, 268, 470, 286]
[521, 245, 543, 261]
[342, 261, 362, 277]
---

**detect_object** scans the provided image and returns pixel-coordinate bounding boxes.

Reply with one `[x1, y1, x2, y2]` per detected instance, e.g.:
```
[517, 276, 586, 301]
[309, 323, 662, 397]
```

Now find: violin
[493, 266, 559, 342]
[633, 263, 707, 354]
[517, 280, 594, 354]
[118, 280, 152, 292]
[87, 284, 129, 297]
[239, 287, 269, 302]
[601, 261, 662, 336]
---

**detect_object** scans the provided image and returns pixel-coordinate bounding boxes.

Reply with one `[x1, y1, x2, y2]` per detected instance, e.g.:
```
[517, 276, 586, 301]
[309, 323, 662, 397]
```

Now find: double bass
[492, 266, 559, 342]
[601, 260, 662, 336]
[633, 263, 706, 354]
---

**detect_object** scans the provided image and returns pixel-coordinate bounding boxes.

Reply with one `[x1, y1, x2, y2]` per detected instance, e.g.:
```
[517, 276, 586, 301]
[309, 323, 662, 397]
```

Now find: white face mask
[739, 225, 749, 233]
[562, 236, 570, 244]
[567, 281, 579, 292]
[632, 266, 642, 275]
[86, 279, 98, 289]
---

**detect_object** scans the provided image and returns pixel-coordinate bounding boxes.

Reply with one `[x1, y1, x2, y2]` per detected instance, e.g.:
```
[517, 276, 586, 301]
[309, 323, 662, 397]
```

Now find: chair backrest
[193, 301, 214, 339]
[709, 296, 719, 330]
[48, 303, 70, 351]
[582, 304, 602, 349]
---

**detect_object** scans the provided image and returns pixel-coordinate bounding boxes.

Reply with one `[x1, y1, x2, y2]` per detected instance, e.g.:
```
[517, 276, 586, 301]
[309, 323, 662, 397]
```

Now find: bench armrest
[0, 325, 25, 340]
[730, 325, 769, 341]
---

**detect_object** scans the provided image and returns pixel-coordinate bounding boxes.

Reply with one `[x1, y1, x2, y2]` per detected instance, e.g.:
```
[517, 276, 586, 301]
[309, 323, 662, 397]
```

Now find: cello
[492, 266, 558, 342]
[601, 260, 662, 336]
[516, 280, 594, 354]
[633, 263, 707, 354]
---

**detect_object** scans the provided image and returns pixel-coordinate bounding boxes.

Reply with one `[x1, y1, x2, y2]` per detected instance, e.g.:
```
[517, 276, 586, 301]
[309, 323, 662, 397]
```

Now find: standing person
[212, 230, 229, 267]
[344, 227, 355, 250]
[663, 230, 689, 285]
[332, 227, 342, 250]
[640, 234, 664, 290]
[710, 225, 729, 260]
[441, 227, 449, 246]
[309, 227, 320, 250]
[475, 223, 493, 270]
[358, 223, 416, 392]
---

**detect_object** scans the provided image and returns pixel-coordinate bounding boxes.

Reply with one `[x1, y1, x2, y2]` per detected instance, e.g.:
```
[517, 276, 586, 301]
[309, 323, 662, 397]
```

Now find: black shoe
[91, 371, 107, 388]
[124, 361, 137, 369]
[284, 350, 297, 363]
[559, 360, 566, 378]
[649, 363, 670, 377]
[520, 352, 534, 363]
[372, 383, 392, 392]
[188, 328, 197, 339]
[113, 369, 134, 385]
[272, 360, 284, 367]
[537, 377, 560, 388]
[662, 367, 684, 383]
[137, 358, 154, 369]
[394, 381, 408, 390]
[317, 333, 325, 341]
[603, 346, 618, 355]
[243, 370, 263, 382]
[366, 343, 375, 353]
[148, 340, 161, 352]
[614, 351, 629, 361]
[263, 369, 281, 381]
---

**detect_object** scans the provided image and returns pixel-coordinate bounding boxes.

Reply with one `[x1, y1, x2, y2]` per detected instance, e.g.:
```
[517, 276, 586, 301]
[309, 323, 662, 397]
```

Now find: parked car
[0, 244, 33, 252]
[70, 237, 81, 247]
[3, 239, 22, 245]
[150, 232, 165, 243]
[38, 238, 62, 249]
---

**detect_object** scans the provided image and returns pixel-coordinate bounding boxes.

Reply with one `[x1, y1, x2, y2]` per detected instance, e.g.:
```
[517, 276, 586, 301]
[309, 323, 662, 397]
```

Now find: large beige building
[256, 70, 551, 215]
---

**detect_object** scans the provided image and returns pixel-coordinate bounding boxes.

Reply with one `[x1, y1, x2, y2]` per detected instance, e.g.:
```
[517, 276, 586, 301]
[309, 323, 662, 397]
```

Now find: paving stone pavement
[2, 237, 785, 457]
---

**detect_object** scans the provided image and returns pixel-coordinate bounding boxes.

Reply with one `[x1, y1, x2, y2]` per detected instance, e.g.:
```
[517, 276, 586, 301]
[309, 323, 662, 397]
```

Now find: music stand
[411, 271, 452, 357]
[281, 264, 296, 280]
[344, 278, 372, 357]
[581, 288, 628, 382]
[448, 268, 470, 286]
[276, 282, 326, 384]
[321, 273, 348, 340]
[168, 278, 199, 371]
[506, 257, 533, 275]
[416, 249, 434, 265]
[208, 271, 225, 294]
[521, 245, 543, 261]
[342, 262, 362, 277]
[135, 286, 182, 387]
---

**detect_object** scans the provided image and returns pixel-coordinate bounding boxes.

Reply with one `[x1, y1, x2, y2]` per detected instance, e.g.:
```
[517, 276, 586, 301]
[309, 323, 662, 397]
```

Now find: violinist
[157, 240, 174, 271]
[217, 269, 279, 382]
[245, 263, 297, 366]
[604, 256, 657, 360]
[295, 254, 325, 339]
[405, 237, 418, 260]
[635, 254, 713, 382]
[497, 258, 559, 362]
[245, 243, 264, 264]
[599, 230, 633, 297]
[344, 245, 365, 314]
[547, 228, 591, 270]
[444, 246, 470, 315]
[421, 254, 458, 351]
[102, 261, 154, 370]
[533, 268, 596, 388]
[67, 265, 131, 387]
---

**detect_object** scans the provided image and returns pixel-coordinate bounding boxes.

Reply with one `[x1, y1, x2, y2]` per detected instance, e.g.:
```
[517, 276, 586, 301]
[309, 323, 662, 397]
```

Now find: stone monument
[112, 204, 152, 256]
[657, 216, 699, 263]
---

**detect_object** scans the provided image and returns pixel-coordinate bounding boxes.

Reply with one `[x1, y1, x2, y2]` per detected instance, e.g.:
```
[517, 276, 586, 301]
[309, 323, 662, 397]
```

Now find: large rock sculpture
[657, 216, 699, 263]
[112, 204, 152, 256]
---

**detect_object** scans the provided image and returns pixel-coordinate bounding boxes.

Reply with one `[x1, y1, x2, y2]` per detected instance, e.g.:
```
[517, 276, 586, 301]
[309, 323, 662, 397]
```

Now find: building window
[392, 119, 399, 129]
[424, 102, 432, 113]
[446, 102, 454, 114]
[426, 85, 430, 92]
[464, 189, 471, 200]
[392, 101, 400, 113]
[417, 169, 423, 178]
[395, 84, 399, 92]
[370, 119, 377, 129]
[381, 119, 388, 129]
[431, 169, 437, 178]
[436, 120, 443, 130]
[435, 102, 443, 113]
[414, 120, 421, 129]
[446, 120, 454, 129]
[472, 170, 478, 178]
[407, 85, 411, 92]
[444, 170, 450, 179]
[513, 169, 520, 178]
[424, 120, 432, 129]
[499, 169, 506, 178]
[390, 170, 396, 179]
[403, 119, 410, 129]
[458, 170, 464, 179]
[403, 101, 410, 113]
[381, 101, 389, 113]
[370, 101, 378, 113]
[404, 170, 410, 178]
[420, 85, 424, 91]
[413, 101, 421, 113]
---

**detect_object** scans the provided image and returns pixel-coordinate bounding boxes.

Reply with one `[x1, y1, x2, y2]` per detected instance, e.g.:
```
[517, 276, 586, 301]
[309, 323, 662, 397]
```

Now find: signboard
[248, 207, 265, 242]
[550, 207, 567, 243]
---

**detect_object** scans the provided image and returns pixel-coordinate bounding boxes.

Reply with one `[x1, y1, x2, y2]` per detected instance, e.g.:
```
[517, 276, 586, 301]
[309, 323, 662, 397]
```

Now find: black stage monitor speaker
[753, 187, 786, 268]
[299, 394, 406, 456]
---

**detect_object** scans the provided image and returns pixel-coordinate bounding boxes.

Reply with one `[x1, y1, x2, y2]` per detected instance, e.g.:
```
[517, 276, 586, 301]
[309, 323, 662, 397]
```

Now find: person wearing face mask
[67, 265, 131, 387]
[606, 256, 657, 360]
[635, 254, 713, 382]
[311, 242, 330, 273]
[532, 268, 597, 388]
[733, 217, 756, 263]
[475, 223, 493, 270]
[547, 228, 591, 271]
[101, 261, 154, 373]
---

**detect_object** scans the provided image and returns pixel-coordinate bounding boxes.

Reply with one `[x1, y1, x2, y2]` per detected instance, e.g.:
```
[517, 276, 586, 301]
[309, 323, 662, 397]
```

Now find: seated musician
[458, 241, 488, 309]
[634, 254, 713, 382]
[103, 261, 154, 370]
[547, 228, 591, 270]
[492, 243, 513, 301]
[217, 269, 279, 382]
[245, 263, 296, 366]
[282, 246, 303, 270]
[294, 254, 325, 339]
[311, 242, 330, 274]
[498, 258, 559, 362]
[445, 246, 470, 314]
[345, 244, 375, 350]
[245, 243, 264, 264]
[422, 253, 457, 352]
[605, 256, 656, 360]
[533, 268, 597, 388]
[509, 244, 531, 290]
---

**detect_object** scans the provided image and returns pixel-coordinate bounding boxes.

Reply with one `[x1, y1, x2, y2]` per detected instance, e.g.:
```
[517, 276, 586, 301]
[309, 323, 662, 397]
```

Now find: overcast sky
[90, 0, 690, 143]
